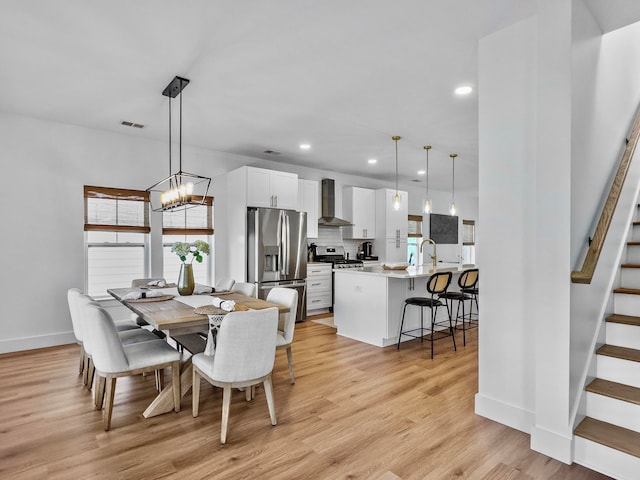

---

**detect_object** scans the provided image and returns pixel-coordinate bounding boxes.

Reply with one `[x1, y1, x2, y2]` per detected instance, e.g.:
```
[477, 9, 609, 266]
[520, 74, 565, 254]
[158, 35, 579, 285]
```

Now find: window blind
[162, 196, 213, 235]
[84, 186, 150, 233]
[462, 219, 475, 245]
[408, 214, 423, 238]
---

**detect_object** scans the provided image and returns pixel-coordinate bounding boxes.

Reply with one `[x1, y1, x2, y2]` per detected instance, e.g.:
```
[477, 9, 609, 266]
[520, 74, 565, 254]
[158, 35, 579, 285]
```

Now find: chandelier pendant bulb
[450, 153, 457, 216]
[392, 135, 401, 211]
[423, 145, 432, 214]
[147, 76, 211, 212]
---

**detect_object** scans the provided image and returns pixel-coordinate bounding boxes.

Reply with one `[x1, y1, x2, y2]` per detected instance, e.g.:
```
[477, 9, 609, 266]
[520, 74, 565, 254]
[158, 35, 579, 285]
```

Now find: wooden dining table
[107, 287, 288, 418]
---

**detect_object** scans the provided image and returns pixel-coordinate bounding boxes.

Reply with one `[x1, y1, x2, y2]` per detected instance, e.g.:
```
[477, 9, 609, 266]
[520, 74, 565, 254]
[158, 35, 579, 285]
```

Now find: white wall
[476, 14, 538, 436]
[0, 111, 478, 353]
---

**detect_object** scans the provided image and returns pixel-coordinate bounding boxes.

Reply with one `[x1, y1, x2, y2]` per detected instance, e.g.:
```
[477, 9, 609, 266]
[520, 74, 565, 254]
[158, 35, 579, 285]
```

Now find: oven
[314, 246, 364, 311]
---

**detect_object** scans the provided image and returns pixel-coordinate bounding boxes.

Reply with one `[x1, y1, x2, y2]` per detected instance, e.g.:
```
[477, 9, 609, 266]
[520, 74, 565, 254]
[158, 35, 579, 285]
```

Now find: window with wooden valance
[162, 196, 214, 236]
[84, 185, 150, 233]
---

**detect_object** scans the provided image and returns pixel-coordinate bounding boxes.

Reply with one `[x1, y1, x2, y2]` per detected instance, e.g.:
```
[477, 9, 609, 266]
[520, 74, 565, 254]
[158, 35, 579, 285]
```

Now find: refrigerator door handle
[285, 214, 291, 275]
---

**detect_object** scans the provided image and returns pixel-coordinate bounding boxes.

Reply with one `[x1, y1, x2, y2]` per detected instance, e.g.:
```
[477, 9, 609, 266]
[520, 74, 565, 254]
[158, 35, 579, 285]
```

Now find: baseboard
[475, 392, 534, 434]
[0, 331, 76, 354]
[530, 425, 573, 464]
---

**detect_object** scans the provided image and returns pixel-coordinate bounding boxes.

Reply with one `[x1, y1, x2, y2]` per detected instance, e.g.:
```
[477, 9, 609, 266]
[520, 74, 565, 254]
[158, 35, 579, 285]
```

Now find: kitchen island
[333, 263, 474, 347]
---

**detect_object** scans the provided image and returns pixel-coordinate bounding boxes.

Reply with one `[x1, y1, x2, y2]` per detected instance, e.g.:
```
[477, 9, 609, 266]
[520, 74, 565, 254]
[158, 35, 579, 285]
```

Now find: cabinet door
[246, 168, 274, 207]
[299, 179, 319, 238]
[386, 190, 408, 238]
[272, 171, 299, 209]
[352, 188, 375, 238]
[386, 238, 408, 263]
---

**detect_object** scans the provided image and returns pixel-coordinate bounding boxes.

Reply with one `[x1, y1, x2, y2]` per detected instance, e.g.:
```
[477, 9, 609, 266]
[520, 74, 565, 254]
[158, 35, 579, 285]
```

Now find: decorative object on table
[211, 296, 237, 312]
[121, 289, 163, 301]
[125, 294, 174, 303]
[193, 284, 213, 295]
[171, 240, 210, 296]
[146, 76, 211, 212]
[382, 262, 409, 270]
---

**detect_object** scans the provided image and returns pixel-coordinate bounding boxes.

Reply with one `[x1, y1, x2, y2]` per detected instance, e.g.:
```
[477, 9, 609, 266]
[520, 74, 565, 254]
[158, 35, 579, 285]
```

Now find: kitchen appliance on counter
[357, 241, 378, 261]
[314, 245, 363, 312]
[247, 207, 307, 321]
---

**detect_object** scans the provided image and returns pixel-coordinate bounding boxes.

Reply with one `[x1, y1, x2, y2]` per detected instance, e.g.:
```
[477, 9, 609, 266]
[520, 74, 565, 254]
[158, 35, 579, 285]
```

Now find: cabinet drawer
[307, 292, 332, 310]
[308, 265, 332, 276]
[307, 277, 331, 292]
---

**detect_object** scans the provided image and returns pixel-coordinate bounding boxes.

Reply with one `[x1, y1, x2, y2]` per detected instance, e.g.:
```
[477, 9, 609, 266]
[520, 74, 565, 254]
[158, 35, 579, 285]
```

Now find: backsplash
[308, 226, 372, 259]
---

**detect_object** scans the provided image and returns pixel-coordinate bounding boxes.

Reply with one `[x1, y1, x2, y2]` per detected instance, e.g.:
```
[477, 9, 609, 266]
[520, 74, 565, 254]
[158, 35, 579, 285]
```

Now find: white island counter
[333, 263, 474, 347]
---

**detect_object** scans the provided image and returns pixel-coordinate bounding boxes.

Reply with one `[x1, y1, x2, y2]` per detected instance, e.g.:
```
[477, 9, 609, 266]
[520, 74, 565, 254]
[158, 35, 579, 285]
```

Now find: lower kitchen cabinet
[306, 263, 332, 314]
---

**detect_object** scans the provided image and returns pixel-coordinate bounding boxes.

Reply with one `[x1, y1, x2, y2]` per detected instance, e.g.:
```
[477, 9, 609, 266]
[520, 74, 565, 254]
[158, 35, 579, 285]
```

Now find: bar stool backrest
[458, 269, 478, 289]
[427, 271, 452, 295]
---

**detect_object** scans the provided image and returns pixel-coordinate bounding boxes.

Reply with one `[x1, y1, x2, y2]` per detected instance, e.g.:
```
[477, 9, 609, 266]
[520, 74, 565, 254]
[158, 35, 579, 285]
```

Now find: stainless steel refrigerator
[247, 207, 307, 321]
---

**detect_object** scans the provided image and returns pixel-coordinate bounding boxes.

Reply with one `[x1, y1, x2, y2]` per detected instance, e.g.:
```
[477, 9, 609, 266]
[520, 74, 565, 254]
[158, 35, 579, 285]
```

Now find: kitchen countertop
[334, 263, 475, 279]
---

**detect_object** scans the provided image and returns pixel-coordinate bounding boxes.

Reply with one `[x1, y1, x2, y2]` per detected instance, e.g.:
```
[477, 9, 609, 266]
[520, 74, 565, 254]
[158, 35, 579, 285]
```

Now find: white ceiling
[1, 0, 633, 195]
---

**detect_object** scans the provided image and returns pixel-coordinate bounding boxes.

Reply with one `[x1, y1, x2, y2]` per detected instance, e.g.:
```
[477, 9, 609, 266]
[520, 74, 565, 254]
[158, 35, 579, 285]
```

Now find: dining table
[107, 286, 289, 418]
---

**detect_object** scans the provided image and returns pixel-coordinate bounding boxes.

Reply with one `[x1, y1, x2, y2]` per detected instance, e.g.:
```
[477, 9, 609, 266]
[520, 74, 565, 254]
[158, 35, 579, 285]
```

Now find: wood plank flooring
[0, 320, 608, 479]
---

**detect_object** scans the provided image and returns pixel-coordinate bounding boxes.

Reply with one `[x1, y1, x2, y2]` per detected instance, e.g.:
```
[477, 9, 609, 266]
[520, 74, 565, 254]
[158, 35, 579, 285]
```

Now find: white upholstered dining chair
[81, 302, 181, 431]
[68, 289, 165, 389]
[266, 287, 299, 384]
[192, 307, 279, 444]
[231, 282, 256, 297]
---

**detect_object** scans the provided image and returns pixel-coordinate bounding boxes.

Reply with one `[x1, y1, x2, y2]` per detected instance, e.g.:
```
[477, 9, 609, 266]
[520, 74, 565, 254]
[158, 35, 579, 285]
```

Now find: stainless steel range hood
[317, 179, 353, 227]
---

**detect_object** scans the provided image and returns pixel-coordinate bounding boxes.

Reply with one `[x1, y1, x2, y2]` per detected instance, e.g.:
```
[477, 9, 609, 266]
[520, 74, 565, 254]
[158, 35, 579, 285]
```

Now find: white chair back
[81, 303, 129, 373]
[214, 277, 236, 292]
[212, 307, 278, 383]
[67, 288, 85, 342]
[266, 287, 298, 344]
[231, 282, 256, 297]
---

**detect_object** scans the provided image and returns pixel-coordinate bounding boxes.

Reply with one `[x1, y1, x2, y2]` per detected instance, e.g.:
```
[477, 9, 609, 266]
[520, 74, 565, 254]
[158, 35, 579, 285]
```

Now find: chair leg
[155, 369, 164, 393]
[263, 375, 277, 426]
[103, 377, 117, 431]
[286, 345, 295, 384]
[220, 386, 232, 444]
[172, 361, 180, 413]
[397, 303, 409, 349]
[430, 307, 436, 359]
[95, 375, 106, 410]
[79, 346, 85, 375]
[246, 386, 253, 402]
[420, 306, 424, 343]
[83, 355, 90, 386]
[192, 367, 201, 417]
[461, 298, 467, 346]
[449, 308, 457, 352]
[87, 358, 96, 391]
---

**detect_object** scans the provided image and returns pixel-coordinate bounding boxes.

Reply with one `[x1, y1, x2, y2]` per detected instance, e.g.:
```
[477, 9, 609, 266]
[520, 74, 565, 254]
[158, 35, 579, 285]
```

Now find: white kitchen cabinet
[246, 167, 298, 209]
[298, 179, 319, 238]
[342, 186, 375, 239]
[306, 263, 332, 313]
[375, 188, 408, 262]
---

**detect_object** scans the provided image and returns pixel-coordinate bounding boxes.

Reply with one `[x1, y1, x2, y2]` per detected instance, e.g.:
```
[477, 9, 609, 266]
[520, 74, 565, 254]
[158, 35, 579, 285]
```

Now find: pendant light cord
[168, 91, 173, 188]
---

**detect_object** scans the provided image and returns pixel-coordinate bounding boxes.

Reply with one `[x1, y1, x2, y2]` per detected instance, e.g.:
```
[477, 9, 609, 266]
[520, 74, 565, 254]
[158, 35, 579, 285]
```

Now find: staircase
[574, 219, 640, 479]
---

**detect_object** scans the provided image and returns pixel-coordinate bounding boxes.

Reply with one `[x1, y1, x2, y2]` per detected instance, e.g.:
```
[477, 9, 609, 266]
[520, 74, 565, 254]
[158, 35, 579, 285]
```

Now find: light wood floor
[0, 320, 609, 480]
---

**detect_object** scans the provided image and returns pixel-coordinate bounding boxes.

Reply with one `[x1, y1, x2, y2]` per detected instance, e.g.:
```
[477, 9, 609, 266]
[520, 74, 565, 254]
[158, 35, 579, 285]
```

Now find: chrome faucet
[420, 238, 437, 269]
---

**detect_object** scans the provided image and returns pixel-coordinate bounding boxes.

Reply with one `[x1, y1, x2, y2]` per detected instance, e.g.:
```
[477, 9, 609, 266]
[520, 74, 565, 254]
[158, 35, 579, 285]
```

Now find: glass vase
[177, 263, 195, 296]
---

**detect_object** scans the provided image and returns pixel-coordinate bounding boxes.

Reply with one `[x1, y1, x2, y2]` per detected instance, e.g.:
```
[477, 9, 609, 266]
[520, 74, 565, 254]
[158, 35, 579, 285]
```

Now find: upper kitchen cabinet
[246, 167, 298, 210]
[375, 188, 408, 239]
[342, 186, 375, 239]
[298, 179, 319, 238]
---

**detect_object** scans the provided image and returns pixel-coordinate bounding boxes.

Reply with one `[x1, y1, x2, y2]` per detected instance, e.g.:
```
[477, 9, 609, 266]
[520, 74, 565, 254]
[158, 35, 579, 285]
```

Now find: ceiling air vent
[120, 120, 145, 129]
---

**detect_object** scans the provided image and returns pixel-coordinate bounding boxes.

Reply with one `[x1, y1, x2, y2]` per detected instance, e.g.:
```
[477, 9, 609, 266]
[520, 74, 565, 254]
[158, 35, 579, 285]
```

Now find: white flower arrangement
[171, 240, 210, 264]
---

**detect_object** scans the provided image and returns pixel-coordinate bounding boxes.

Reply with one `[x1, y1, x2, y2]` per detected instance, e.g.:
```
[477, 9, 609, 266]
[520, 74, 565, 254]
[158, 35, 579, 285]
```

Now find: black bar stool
[397, 271, 456, 359]
[439, 268, 479, 346]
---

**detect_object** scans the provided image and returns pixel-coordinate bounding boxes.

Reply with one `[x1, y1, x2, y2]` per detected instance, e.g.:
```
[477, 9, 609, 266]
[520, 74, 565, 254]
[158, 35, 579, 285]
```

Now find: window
[84, 186, 150, 298]
[462, 219, 476, 265]
[162, 197, 213, 286]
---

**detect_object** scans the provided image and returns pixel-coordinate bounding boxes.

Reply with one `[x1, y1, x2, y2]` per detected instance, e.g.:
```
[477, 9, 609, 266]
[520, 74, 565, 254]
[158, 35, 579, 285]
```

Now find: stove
[314, 245, 364, 312]
[314, 246, 364, 269]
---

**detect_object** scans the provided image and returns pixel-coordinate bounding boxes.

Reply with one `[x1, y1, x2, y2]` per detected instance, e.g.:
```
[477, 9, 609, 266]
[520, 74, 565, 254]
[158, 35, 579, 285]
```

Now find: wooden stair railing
[572, 105, 640, 284]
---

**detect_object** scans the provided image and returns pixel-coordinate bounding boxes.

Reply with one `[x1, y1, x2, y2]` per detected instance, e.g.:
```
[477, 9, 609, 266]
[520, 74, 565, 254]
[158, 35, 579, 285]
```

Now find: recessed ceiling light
[417, 170, 425, 175]
[299, 143, 311, 150]
[455, 86, 473, 96]
[368, 158, 377, 164]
